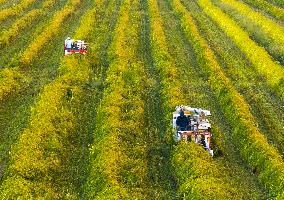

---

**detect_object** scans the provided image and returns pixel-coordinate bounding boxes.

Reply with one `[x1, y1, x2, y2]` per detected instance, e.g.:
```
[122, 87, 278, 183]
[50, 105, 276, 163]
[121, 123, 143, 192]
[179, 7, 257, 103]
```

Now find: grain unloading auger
[64, 37, 89, 55]
[173, 105, 214, 156]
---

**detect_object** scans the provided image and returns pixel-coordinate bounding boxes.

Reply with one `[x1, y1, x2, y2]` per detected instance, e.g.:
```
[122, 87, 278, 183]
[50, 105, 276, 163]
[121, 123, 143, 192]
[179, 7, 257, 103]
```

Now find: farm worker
[176, 110, 189, 131]
[65, 37, 72, 49]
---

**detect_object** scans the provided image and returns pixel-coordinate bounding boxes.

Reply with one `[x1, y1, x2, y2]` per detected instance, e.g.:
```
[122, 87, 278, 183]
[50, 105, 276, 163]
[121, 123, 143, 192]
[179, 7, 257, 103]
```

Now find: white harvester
[64, 37, 89, 55]
[173, 105, 213, 156]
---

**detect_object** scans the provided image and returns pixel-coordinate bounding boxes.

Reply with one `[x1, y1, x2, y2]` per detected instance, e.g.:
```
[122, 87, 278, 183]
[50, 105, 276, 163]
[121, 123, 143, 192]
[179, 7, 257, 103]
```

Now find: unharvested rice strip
[0, 0, 38, 23]
[20, 0, 81, 65]
[183, 0, 284, 156]
[85, 0, 149, 198]
[158, 0, 266, 198]
[213, 0, 284, 64]
[0, 0, 80, 102]
[241, 0, 284, 21]
[148, 0, 241, 199]
[0, 67, 29, 102]
[217, 0, 284, 41]
[198, 0, 284, 99]
[0, 1, 104, 198]
[0, 0, 57, 46]
[173, 0, 284, 198]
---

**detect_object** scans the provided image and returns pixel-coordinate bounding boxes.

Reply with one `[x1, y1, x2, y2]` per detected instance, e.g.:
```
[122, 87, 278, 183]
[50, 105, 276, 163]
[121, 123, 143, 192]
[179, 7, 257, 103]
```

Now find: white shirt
[65, 39, 72, 48]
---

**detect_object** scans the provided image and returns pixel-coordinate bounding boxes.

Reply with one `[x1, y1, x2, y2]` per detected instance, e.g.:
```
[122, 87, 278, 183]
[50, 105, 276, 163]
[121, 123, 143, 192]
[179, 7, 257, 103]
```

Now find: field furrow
[85, 0, 150, 198]
[160, 0, 267, 199]
[212, 0, 284, 65]
[0, 0, 104, 198]
[267, 0, 284, 9]
[140, 0, 177, 198]
[181, 0, 284, 157]
[0, 0, 92, 187]
[77, 1, 123, 198]
[172, 0, 284, 198]
[241, 0, 284, 22]
[0, 0, 38, 24]
[196, 0, 284, 100]
[0, 0, 57, 47]
[147, 0, 248, 199]
[0, 0, 283, 198]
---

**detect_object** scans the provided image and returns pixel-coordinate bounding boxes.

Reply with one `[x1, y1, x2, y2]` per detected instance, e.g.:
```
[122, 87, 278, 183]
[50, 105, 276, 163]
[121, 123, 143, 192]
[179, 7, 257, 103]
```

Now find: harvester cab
[173, 105, 213, 156]
[64, 37, 88, 55]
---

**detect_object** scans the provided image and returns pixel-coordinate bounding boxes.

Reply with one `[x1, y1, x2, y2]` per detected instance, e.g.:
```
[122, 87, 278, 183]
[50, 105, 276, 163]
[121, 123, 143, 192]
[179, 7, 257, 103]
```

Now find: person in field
[65, 37, 72, 50]
[176, 110, 189, 131]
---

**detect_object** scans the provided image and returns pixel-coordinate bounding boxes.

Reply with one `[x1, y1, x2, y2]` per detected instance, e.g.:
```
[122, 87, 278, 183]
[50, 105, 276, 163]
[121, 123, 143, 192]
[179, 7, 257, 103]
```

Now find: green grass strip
[173, 0, 284, 198]
[20, 0, 81, 65]
[214, 0, 284, 64]
[0, 0, 57, 46]
[0, 0, 80, 103]
[0, 1, 100, 198]
[0, 0, 37, 23]
[198, 0, 284, 99]
[0, 68, 29, 101]
[218, 0, 284, 43]
[241, 0, 284, 21]
[85, 0, 149, 198]
[149, 0, 241, 199]
[267, 0, 284, 9]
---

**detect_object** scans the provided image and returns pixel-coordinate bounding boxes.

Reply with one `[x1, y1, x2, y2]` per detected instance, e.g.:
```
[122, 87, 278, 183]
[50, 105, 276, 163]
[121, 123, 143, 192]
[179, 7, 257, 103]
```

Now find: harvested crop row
[0, 0, 56, 46]
[85, 0, 149, 198]
[20, 0, 81, 65]
[0, 0, 37, 23]
[0, 1, 102, 198]
[182, 0, 284, 156]
[213, 0, 284, 64]
[173, 0, 284, 198]
[241, 0, 284, 21]
[197, 0, 284, 100]
[148, 0, 240, 199]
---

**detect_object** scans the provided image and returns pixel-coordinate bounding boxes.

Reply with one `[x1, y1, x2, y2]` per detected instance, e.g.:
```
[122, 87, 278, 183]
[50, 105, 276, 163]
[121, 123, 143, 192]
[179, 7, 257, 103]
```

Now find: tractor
[64, 37, 88, 55]
[173, 105, 214, 156]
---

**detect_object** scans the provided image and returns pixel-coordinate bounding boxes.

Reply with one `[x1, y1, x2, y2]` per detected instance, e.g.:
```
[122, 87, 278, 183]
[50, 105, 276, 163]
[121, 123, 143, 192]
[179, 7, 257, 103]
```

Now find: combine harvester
[64, 37, 88, 55]
[173, 105, 213, 156]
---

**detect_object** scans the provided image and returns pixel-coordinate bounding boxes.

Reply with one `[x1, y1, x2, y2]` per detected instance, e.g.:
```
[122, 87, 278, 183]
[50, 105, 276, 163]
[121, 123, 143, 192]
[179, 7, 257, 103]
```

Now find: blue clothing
[176, 115, 189, 128]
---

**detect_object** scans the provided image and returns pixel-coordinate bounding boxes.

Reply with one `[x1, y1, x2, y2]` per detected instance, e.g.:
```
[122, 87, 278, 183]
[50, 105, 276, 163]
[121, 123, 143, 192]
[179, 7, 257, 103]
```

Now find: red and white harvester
[173, 105, 213, 156]
[64, 37, 88, 55]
